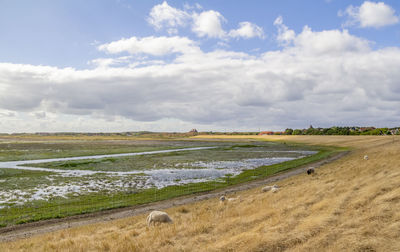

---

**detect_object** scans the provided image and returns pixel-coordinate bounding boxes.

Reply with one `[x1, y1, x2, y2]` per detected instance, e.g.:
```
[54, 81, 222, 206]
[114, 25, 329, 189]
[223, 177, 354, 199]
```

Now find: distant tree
[281, 126, 398, 136]
[293, 129, 302, 135]
[370, 128, 384, 135]
[337, 127, 350, 135]
[325, 128, 336, 135]
[284, 128, 293, 135]
[306, 127, 319, 135]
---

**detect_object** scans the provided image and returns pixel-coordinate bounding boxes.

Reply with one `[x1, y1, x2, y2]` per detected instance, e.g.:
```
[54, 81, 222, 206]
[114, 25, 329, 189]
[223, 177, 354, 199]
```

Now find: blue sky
[0, 1, 400, 132]
[1, 0, 399, 68]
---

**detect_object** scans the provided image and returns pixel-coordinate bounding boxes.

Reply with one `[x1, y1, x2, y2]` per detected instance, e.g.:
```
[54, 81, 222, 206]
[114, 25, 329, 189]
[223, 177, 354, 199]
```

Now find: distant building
[360, 127, 375, 132]
[259, 131, 274, 135]
[189, 129, 198, 135]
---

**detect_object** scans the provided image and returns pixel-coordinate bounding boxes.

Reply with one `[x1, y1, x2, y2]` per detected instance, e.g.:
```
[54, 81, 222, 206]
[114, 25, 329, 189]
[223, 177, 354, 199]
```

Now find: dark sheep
[307, 168, 315, 175]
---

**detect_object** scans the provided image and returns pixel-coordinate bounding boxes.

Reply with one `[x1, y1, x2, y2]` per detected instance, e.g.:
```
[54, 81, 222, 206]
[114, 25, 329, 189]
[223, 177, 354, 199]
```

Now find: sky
[0, 0, 400, 133]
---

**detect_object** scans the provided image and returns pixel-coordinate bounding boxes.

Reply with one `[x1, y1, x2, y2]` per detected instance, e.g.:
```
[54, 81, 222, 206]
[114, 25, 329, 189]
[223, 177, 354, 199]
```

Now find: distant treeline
[282, 126, 400, 136]
[1, 126, 399, 137]
[199, 126, 400, 136]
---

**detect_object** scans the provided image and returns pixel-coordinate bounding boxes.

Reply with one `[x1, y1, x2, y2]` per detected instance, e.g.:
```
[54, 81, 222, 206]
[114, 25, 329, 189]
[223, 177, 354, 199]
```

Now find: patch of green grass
[223, 144, 259, 150]
[0, 168, 54, 191]
[0, 168, 52, 179]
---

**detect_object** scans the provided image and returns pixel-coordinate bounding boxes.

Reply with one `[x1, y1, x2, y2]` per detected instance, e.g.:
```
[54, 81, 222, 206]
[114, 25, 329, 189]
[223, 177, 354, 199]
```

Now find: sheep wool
[146, 211, 173, 226]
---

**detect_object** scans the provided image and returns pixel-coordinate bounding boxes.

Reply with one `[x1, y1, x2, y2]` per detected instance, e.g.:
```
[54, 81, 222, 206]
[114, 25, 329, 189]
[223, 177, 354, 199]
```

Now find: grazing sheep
[262, 184, 279, 193]
[262, 186, 273, 192]
[364, 155, 369, 160]
[146, 210, 173, 226]
[271, 187, 279, 193]
[228, 196, 240, 202]
[219, 195, 240, 203]
[307, 168, 315, 175]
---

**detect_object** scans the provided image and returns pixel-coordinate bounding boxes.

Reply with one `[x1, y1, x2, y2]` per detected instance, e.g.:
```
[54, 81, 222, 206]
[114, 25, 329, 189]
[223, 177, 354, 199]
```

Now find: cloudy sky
[1, 0, 400, 133]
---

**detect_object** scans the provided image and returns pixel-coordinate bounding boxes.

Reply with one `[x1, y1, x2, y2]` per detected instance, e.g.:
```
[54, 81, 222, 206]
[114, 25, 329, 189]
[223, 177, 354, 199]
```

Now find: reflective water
[0, 147, 317, 206]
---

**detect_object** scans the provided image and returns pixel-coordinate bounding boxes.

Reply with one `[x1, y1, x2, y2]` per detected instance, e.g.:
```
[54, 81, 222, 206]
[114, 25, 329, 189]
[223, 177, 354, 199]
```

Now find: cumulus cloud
[228, 22, 265, 39]
[89, 56, 132, 68]
[1, 24, 400, 132]
[147, 1, 191, 34]
[192, 10, 226, 38]
[340, 1, 399, 28]
[147, 1, 265, 40]
[98, 36, 200, 56]
[292, 27, 370, 55]
[1, 6, 400, 132]
[274, 16, 370, 55]
[273, 16, 295, 46]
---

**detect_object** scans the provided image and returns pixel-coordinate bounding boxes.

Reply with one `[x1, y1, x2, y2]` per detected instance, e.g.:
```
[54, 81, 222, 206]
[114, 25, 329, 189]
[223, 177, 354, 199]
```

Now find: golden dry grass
[1, 136, 400, 251]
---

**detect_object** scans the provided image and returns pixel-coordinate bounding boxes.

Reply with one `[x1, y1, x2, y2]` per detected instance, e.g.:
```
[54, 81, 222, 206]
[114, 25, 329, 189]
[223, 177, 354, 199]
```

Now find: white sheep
[364, 155, 369, 160]
[262, 184, 279, 193]
[261, 185, 279, 192]
[261, 184, 280, 193]
[146, 210, 173, 226]
[261, 186, 273, 192]
[219, 195, 240, 203]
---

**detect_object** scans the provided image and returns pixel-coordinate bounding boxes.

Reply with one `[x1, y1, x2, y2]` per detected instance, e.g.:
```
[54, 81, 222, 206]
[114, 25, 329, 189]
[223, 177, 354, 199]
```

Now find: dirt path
[0, 151, 348, 242]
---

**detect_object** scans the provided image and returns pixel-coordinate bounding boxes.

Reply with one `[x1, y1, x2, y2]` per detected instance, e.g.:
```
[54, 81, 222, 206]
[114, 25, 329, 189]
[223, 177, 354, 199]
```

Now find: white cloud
[292, 26, 370, 55]
[89, 56, 132, 68]
[1, 25, 400, 132]
[97, 36, 200, 56]
[273, 16, 295, 46]
[147, 1, 191, 34]
[340, 1, 399, 28]
[183, 3, 202, 11]
[228, 22, 265, 39]
[31, 111, 46, 119]
[192, 10, 226, 38]
[0, 110, 16, 118]
[274, 16, 370, 55]
[147, 2, 265, 40]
